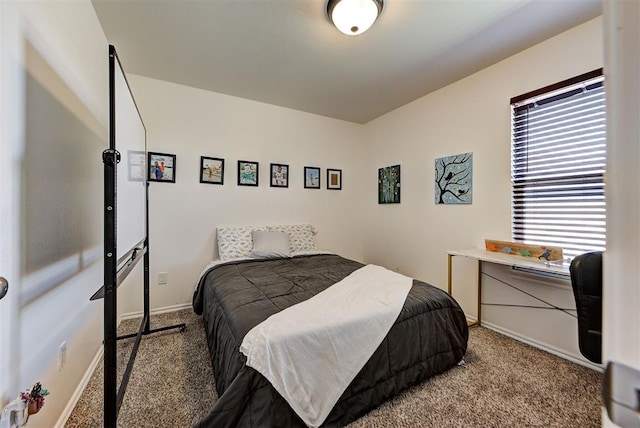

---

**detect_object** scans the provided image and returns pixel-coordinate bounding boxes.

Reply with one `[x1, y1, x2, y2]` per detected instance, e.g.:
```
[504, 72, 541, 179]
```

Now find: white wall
[361, 17, 603, 317]
[125, 76, 366, 311]
[0, 0, 110, 425]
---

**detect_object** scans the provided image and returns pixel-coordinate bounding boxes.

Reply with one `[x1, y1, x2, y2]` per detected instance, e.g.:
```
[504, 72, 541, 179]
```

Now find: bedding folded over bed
[193, 254, 469, 427]
[240, 264, 412, 427]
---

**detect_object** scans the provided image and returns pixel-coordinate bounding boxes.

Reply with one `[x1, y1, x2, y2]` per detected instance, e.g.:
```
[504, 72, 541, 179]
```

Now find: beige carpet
[65, 309, 602, 427]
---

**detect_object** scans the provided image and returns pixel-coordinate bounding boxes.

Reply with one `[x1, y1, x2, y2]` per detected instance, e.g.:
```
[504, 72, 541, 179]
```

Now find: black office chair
[569, 251, 603, 364]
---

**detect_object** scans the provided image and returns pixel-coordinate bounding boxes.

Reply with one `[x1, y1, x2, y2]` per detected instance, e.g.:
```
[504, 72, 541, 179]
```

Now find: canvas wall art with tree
[434, 152, 472, 204]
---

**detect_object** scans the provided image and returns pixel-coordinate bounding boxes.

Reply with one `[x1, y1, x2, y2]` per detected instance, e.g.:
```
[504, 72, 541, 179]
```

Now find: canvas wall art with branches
[434, 152, 472, 204]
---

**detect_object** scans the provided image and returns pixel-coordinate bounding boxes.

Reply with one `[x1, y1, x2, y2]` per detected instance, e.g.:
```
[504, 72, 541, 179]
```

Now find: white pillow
[217, 225, 266, 261]
[267, 224, 317, 253]
[250, 231, 291, 259]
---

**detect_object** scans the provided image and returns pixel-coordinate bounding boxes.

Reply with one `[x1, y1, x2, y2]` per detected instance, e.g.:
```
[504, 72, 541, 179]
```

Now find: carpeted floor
[65, 309, 602, 427]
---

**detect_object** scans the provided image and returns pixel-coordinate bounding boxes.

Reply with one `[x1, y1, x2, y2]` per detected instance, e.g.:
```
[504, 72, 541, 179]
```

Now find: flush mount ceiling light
[326, 0, 384, 36]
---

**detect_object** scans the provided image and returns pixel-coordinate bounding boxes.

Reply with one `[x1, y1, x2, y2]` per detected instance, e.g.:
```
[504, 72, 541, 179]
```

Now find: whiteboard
[113, 50, 146, 261]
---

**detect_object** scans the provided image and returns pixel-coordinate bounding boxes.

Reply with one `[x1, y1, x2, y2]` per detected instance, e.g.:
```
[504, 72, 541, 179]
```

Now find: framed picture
[304, 166, 320, 189]
[378, 165, 401, 204]
[148, 152, 176, 183]
[238, 160, 259, 186]
[327, 168, 342, 190]
[127, 150, 146, 182]
[200, 156, 224, 185]
[270, 163, 289, 188]
[435, 152, 473, 204]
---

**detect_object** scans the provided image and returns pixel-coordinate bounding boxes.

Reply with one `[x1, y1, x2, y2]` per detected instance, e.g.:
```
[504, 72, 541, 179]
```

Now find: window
[511, 69, 605, 260]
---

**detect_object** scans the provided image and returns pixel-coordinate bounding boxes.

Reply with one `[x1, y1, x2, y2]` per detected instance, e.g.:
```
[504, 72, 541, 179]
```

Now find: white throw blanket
[239, 264, 413, 427]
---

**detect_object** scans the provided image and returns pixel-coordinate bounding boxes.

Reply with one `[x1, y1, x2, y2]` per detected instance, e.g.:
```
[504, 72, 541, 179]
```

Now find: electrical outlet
[58, 341, 67, 371]
[158, 272, 168, 285]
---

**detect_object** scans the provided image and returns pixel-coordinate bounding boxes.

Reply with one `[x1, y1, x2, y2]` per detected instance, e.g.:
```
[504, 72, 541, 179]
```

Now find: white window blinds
[511, 69, 606, 260]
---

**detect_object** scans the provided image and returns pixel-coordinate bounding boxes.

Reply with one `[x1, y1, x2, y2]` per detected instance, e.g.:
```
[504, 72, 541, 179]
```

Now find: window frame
[510, 68, 606, 260]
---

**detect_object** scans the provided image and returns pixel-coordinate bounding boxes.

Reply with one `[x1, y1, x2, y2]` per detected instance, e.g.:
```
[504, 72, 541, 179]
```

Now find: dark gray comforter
[192, 254, 468, 427]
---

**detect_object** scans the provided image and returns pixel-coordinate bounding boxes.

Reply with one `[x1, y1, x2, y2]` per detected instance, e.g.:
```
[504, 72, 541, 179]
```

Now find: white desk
[447, 248, 570, 326]
[446, 249, 599, 369]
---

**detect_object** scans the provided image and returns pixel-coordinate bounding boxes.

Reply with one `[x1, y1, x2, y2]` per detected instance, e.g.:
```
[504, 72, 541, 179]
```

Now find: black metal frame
[95, 45, 185, 427]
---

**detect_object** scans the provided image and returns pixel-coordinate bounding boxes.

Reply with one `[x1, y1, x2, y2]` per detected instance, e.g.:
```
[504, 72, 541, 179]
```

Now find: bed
[192, 225, 469, 427]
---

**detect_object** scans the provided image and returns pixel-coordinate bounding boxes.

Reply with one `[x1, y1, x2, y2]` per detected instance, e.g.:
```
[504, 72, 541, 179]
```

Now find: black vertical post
[144, 181, 150, 333]
[103, 150, 118, 428]
[100, 45, 185, 427]
[104, 45, 118, 428]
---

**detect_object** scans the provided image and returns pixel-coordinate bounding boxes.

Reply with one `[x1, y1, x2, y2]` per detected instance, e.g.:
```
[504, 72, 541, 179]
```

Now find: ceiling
[92, 0, 601, 124]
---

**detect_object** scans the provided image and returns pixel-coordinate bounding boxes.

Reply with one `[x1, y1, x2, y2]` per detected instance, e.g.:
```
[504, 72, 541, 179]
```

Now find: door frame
[0, 2, 23, 407]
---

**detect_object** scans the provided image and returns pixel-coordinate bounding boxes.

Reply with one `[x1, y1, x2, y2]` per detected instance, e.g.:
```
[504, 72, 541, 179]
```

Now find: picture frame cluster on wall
[225, 160, 341, 190]
[152, 150, 475, 204]
[146, 152, 342, 190]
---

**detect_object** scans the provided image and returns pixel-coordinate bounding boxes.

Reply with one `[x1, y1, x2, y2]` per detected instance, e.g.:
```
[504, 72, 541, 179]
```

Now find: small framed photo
[304, 166, 320, 189]
[270, 163, 289, 188]
[128, 150, 146, 182]
[200, 156, 224, 185]
[148, 152, 176, 183]
[327, 168, 342, 190]
[238, 160, 259, 186]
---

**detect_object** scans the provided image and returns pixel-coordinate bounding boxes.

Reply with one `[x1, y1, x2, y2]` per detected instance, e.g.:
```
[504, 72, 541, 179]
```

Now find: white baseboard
[55, 345, 104, 428]
[55, 303, 192, 427]
[120, 302, 192, 321]
[479, 321, 603, 372]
